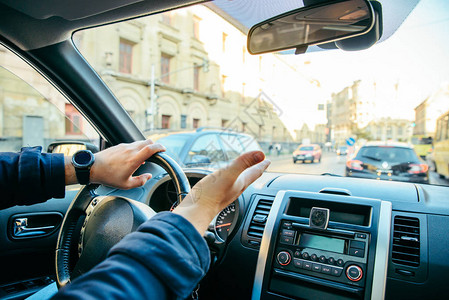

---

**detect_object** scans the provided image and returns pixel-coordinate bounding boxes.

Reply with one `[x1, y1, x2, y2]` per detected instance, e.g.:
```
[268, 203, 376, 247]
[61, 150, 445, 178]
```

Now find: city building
[414, 85, 449, 137]
[365, 118, 411, 142]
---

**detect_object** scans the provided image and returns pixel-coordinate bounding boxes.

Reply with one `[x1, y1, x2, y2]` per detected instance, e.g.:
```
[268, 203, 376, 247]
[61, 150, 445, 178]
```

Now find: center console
[252, 190, 392, 300]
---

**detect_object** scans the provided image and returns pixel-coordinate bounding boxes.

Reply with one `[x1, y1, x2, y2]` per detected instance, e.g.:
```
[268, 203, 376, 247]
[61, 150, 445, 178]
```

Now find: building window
[221, 119, 228, 128]
[259, 125, 264, 138]
[193, 64, 200, 91]
[193, 16, 201, 39]
[222, 32, 228, 52]
[119, 39, 133, 74]
[65, 104, 83, 135]
[160, 53, 172, 84]
[242, 122, 247, 133]
[193, 118, 200, 129]
[397, 126, 403, 136]
[181, 114, 187, 129]
[161, 12, 172, 25]
[161, 115, 171, 129]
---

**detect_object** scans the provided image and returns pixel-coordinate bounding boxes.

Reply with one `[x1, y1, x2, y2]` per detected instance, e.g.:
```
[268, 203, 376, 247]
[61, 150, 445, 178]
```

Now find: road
[267, 152, 449, 186]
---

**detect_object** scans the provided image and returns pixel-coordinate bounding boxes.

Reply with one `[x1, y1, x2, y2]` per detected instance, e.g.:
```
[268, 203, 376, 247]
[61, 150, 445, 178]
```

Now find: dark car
[346, 143, 429, 184]
[292, 144, 322, 163]
[148, 128, 261, 168]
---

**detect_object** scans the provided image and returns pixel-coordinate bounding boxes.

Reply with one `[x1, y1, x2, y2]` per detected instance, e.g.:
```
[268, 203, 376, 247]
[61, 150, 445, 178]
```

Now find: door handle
[13, 217, 56, 238]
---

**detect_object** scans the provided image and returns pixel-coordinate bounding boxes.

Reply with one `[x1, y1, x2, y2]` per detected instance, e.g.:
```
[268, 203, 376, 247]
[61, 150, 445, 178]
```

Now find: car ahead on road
[293, 144, 322, 163]
[147, 128, 261, 168]
[337, 146, 348, 156]
[2, 1, 449, 300]
[346, 143, 429, 184]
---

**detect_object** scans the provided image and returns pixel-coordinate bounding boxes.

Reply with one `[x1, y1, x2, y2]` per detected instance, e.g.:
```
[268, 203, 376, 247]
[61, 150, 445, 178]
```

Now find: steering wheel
[55, 152, 190, 288]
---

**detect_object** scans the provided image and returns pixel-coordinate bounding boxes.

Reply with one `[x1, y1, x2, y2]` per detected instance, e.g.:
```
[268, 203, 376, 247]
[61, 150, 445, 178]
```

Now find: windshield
[75, 0, 449, 187]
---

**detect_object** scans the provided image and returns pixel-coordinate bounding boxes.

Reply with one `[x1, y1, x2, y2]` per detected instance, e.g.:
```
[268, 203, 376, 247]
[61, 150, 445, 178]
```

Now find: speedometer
[214, 202, 237, 242]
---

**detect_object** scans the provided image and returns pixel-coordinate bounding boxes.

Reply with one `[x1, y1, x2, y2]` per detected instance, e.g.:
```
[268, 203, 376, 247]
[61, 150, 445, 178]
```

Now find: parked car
[336, 145, 348, 155]
[293, 144, 322, 163]
[346, 143, 429, 184]
[148, 128, 262, 168]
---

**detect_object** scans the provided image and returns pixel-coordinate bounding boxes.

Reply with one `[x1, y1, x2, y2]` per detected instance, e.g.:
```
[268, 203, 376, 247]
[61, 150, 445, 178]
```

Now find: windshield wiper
[321, 173, 342, 177]
[361, 155, 381, 161]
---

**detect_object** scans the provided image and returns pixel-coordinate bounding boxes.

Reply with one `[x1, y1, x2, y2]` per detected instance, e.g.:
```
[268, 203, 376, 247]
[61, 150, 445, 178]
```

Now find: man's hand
[173, 150, 270, 235]
[65, 139, 165, 189]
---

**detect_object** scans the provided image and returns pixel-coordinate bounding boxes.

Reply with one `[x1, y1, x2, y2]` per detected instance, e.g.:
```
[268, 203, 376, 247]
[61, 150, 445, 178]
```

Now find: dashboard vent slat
[246, 199, 274, 243]
[392, 216, 420, 267]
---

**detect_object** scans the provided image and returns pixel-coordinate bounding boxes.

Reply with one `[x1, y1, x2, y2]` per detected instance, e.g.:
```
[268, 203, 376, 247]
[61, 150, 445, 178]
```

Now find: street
[267, 152, 449, 186]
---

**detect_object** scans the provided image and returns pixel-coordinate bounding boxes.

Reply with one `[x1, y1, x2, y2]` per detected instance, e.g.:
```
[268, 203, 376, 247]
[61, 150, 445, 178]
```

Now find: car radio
[273, 210, 369, 289]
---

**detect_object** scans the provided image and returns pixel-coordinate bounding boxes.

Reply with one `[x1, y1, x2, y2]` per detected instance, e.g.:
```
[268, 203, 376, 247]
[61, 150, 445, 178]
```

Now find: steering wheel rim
[55, 152, 190, 288]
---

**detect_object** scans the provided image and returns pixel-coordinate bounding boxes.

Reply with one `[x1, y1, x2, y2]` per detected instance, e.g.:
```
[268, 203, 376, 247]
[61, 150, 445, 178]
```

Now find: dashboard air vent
[247, 199, 273, 240]
[392, 216, 420, 267]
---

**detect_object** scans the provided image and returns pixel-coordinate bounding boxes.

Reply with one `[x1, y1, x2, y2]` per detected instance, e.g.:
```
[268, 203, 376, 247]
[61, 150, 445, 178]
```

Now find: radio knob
[328, 257, 335, 265]
[311, 254, 318, 261]
[277, 251, 291, 266]
[319, 255, 326, 263]
[337, 259, 345, 267]
[302, 252, 310, 260]
[346, 265, 363, 282]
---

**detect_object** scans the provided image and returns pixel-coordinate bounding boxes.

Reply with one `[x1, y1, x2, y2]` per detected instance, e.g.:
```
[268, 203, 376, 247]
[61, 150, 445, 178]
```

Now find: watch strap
[75, 167, 91, 185]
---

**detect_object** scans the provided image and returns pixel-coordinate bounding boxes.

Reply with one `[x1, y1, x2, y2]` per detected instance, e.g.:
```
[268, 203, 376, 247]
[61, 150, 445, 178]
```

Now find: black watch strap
[75, 168, 91, 185]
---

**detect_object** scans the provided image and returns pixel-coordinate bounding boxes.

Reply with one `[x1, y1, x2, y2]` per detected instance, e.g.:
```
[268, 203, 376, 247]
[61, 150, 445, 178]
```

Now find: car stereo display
[297, 233, 345, 254]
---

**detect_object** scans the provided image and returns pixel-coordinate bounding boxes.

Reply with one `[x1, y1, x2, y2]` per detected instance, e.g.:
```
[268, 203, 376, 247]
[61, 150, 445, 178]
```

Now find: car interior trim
[251, 190, 286, 300]
[371, 200, 392, 300]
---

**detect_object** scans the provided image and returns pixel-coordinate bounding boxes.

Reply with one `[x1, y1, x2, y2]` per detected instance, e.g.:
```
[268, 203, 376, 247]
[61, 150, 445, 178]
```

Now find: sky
[270, 0, 449, 131]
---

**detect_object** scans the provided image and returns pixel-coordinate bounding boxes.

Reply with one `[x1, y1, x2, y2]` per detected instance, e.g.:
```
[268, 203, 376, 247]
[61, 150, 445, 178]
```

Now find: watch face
[73, 150, 94, 167]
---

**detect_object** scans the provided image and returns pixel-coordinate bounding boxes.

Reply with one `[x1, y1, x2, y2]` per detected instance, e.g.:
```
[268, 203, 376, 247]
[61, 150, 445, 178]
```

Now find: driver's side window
[0, 45, 99, 153]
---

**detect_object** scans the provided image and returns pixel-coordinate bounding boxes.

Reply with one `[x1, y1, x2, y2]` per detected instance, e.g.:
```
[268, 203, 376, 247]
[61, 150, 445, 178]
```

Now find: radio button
[282, 222, 293, 229]
[303, 262, 312, 270]
[319, 255, 326, 263]
[302, 252, 310, 260]
[356, 233, 367, 239]
[337, 259, 345, 267]
[282, 229, 295, 238]
[331, 267, 343, 277]
[280, 236, 294, 244]
[346, 265, 363, 282]
[328, 257, 335, 265]
[349, 248, 364, 257]
[277, 251, 291, 266]
[350, 240, 366, 250]
[310, 254, 318, 261]
[312, 264, 322, 272]
[293, 259, 303, 269]
[322, 266, 332, 274]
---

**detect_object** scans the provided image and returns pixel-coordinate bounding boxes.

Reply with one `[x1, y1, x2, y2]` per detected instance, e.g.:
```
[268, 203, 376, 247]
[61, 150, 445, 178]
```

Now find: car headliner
[0, 0, 420, 51]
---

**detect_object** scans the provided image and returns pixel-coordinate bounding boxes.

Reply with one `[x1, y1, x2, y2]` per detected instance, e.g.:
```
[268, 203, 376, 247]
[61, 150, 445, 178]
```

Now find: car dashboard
[148, 170, 449, 300]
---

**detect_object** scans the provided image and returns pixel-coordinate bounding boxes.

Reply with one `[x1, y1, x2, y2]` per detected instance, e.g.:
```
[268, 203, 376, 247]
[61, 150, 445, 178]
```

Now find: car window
[299, 146, 314, 151]
[356, 147, 419, 164]
[0, 46, 99, 153]
[155, 134, 190, 161]
[187, 134, 225, 164]
[219, 134, 244, 160]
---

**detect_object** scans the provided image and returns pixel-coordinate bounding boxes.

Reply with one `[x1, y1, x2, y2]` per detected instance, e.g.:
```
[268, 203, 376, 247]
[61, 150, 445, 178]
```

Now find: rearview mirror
[247, 0, 374, 55]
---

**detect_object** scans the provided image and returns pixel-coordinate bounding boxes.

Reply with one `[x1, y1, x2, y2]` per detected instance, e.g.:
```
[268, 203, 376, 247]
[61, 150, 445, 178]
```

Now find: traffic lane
[267, 152, 345, 176]
[429, 171, 449, 186]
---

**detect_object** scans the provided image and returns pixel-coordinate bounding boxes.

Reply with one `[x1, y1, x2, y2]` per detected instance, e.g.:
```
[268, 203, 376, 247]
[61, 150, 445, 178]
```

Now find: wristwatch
[71, 150, 95, 185]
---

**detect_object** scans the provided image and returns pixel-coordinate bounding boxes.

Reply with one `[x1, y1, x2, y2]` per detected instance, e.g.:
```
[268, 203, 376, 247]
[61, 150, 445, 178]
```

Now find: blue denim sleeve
[53, 212, 210, 300]
[0, 146, 65, 209]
